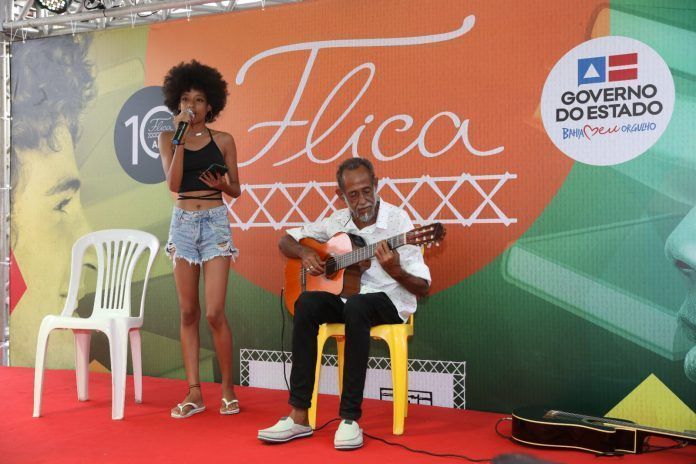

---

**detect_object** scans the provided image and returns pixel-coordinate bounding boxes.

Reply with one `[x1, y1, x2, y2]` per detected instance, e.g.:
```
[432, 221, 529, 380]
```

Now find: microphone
[172, 108, 193, 145]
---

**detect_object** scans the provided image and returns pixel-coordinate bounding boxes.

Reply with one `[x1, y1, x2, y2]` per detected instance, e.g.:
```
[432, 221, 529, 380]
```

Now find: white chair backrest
[61, 229, 159, 319]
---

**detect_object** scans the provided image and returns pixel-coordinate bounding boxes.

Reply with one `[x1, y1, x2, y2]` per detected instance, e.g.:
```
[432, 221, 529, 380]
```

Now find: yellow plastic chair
[308, 315, 414, 435]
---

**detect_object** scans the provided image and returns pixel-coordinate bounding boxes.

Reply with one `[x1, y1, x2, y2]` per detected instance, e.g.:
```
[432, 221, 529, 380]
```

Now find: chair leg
[73, 330, 91, 402]
[129, 330, 142, 404]
[308, 326, 329, 430]
[108, 325, 129, 420]
[33, 323, 52, 418]
[404, 344, 409, 419]
[404, 371, 409, 419]
[336, 337, 345, 396]
[388, 333, 408, 435]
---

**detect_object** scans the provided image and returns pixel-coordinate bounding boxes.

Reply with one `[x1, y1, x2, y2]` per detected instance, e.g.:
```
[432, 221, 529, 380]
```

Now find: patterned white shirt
[286, 200, 431, 321]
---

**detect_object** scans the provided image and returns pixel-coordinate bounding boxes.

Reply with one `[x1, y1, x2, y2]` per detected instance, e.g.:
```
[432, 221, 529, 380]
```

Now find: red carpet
[1, 366, 693, 464]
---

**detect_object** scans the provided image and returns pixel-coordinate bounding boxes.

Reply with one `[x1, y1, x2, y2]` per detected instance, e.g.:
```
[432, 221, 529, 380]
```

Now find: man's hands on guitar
[375, 241, 402, 279]
[300, 247, 325, 276]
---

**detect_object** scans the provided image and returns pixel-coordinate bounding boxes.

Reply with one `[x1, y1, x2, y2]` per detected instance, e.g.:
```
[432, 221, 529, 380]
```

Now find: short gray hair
[336, 157, 376, 191]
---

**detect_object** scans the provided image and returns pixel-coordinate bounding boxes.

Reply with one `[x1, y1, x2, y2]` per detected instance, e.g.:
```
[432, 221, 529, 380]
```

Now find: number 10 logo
[114, 87, 173, 184]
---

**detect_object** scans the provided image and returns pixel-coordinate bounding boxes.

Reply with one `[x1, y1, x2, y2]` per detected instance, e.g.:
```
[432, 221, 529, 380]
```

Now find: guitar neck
[552, 410, 696, 444]
[633, 423, 696, 443]
[333, 234, 406, 270]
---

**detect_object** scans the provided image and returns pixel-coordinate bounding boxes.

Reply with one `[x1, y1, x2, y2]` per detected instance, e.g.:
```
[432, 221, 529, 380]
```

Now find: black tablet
[201, 163, 228, 177]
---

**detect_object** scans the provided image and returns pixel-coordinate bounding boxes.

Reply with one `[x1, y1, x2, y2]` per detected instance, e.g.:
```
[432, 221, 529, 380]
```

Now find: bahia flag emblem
[577, 53, 638, 85]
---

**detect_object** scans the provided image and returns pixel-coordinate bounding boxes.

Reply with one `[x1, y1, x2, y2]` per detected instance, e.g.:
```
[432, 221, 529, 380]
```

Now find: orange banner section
[145, 0, 604, 294]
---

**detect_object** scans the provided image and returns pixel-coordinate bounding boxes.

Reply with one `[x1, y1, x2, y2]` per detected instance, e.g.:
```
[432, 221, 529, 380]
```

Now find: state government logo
[541, 36, 674, 166]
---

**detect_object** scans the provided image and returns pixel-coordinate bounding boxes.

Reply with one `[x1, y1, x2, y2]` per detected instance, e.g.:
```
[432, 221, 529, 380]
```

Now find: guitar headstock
[406, 223, 446, 247]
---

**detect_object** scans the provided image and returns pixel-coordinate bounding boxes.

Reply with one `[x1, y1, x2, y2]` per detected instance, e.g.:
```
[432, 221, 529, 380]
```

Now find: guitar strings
[331, 224, 440, 269]
[334, 234, 406, 269]
[330, 225, 440, 270]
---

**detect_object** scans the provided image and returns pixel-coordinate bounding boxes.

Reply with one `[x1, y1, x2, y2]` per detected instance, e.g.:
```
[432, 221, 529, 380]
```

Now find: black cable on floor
[315, 416, 495, 462]
[363, 431, 494, 462]
[642, 437, 688, 454]
[495, 417, 512, 439]
[315, 417, 342, 431]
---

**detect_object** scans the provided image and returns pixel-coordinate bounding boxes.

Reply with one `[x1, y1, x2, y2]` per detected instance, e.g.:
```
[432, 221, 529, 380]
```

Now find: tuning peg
[435, 242, 440, 247]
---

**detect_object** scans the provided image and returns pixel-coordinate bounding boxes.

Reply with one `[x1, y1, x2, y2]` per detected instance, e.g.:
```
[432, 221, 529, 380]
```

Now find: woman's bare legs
[172, 260, 203, 415]
[203, 256, 238, 412]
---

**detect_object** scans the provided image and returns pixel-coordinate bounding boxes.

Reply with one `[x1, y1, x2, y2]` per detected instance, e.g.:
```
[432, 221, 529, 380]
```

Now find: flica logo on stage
[114, 86, 172, 184]
[540, 36, 675, 166]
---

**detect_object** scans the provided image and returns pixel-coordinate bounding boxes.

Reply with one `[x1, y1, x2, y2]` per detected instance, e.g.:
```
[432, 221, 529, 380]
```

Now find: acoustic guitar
[283, 223, 445, 315]
[511, 406, 696, 455]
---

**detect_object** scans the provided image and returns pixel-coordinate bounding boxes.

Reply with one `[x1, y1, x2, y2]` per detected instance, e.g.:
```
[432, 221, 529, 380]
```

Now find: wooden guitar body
[284, 234, 356, 315]
[282, 223, 445, 315]
[512, 407, 639, 454]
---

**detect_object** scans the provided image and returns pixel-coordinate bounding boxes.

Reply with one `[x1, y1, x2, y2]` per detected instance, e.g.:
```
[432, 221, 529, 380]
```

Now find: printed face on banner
[13, 126, 92, 298]
[665, 207, 696, 383]
[140, 1, 605, 294]
[11, 125, 94, 365]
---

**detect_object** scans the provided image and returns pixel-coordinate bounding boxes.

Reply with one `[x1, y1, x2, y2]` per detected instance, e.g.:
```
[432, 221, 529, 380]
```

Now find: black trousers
[288, 291, 403, 420]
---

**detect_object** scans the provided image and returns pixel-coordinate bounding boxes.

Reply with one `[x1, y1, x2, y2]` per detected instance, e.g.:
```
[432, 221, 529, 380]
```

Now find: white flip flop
[220, 398, 240, 415]
[171, 402, 206, 419]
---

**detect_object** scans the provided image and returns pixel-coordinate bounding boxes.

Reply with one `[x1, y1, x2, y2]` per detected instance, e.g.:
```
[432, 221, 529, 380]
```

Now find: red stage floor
[1, 366, 693, 464]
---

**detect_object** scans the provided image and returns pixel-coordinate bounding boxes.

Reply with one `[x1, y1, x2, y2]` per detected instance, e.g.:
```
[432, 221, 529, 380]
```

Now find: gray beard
[348, 196, 380, 223]
[357, 211, 374, 222]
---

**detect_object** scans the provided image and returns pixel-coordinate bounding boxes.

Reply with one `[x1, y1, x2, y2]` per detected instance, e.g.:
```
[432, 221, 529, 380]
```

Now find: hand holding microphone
[172, 108, 194, 146]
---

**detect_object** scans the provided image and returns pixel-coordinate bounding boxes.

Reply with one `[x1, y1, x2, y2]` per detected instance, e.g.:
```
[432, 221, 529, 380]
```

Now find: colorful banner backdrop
[10, 0, 696, 429]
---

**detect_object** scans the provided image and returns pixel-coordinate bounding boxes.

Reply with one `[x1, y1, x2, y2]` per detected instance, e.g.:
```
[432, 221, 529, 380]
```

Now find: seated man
[258, 157, 431, 450]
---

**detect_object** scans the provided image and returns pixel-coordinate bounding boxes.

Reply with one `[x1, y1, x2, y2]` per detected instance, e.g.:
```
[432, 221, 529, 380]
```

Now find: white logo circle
[541, 36, 674, 166]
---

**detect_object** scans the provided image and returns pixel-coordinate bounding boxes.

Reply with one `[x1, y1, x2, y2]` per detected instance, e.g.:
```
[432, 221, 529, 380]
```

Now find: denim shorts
[165, 205, 239, 266]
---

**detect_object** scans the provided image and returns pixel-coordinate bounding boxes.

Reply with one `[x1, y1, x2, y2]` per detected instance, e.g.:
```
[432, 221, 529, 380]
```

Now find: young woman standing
[158, 60, 241, 418]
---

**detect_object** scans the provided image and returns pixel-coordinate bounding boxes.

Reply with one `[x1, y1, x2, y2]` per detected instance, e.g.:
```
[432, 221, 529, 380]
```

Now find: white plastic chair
[33, 229, 159, 420]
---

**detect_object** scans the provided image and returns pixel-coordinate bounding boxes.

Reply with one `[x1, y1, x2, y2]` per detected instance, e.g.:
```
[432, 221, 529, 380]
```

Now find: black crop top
[178, 129, 226, 193]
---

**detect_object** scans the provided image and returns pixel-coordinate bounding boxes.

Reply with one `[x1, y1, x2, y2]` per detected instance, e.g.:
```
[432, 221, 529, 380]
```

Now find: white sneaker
[334, 419, 363, 450]
[258, 417, 313, 443]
